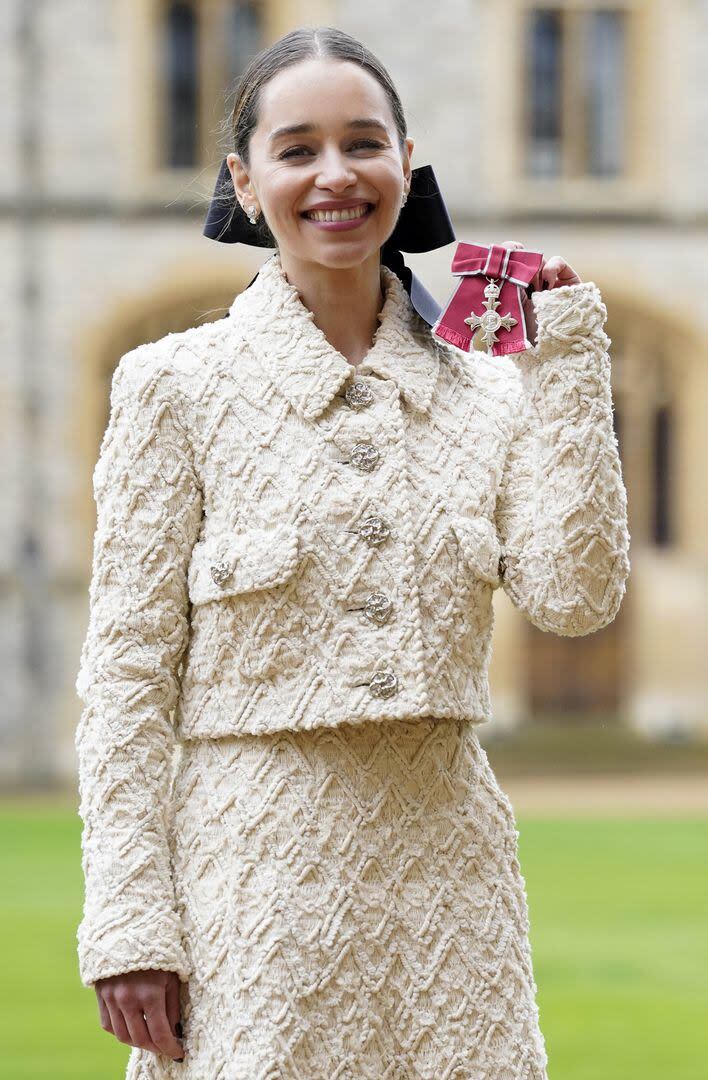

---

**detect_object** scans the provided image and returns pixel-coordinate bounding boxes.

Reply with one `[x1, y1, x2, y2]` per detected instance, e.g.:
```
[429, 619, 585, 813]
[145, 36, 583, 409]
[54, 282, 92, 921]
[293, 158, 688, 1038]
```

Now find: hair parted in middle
[213, 24, 410, 248]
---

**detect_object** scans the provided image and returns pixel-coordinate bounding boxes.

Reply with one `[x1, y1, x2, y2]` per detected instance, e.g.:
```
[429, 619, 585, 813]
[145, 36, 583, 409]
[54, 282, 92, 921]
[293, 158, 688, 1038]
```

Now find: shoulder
[107, 321, 237, 466]
[110, 316, 235, 406]
[433, 333, 522, 409]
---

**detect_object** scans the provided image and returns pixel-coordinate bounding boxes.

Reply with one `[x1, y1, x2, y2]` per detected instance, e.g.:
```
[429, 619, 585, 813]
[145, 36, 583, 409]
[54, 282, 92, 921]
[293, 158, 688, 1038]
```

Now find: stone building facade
[2, 0, 707, 785]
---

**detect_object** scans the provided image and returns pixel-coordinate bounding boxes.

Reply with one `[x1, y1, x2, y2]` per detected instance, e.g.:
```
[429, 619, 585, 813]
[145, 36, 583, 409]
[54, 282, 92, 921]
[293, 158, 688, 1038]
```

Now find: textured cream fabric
[74, 249, 629, 1066]
[127, 718, 549, 1079]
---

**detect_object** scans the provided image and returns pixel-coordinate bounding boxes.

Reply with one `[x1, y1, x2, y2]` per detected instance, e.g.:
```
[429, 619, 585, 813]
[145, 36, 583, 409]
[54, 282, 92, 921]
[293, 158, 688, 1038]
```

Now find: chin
[307, 240, 385, 269]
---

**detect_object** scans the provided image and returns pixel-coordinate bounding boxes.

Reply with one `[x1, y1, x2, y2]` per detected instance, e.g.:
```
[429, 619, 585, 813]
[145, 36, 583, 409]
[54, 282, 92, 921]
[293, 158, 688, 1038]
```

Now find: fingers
[102, 992, 131, 1045]
[165, 972, 183, 1039]
[96, 970, 185, 1062]
[540, 255, 564, 289]
[500, 240, 539, 297]
[500, 241, 537, 302]
[95, 990, 113, 1035]
[498, 240, 581, 294]
[143, 984, 185, 1060]
[122, 996, 164, 1057]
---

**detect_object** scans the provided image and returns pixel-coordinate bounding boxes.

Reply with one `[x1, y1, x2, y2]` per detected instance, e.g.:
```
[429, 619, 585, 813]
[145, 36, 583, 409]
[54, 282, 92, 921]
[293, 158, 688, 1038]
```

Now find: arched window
[226, 1, 262, 86]
[653, 403, 672, 546]
[523, 5, 629, 179]
[163, 1, 199, 169]
[157, 0, 266, 171]
[610, 330, 675, 548]
[525, 300, 677, 723]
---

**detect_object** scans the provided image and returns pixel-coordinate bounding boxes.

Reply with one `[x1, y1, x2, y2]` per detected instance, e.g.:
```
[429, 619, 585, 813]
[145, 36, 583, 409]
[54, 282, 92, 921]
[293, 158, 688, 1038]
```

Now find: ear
[226, 152, 256, 210]
[402, 137, 414, 191]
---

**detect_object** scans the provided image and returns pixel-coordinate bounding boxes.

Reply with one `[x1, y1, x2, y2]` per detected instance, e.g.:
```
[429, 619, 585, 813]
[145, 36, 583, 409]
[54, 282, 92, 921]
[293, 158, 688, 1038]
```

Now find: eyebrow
[268, 118, 389, 144]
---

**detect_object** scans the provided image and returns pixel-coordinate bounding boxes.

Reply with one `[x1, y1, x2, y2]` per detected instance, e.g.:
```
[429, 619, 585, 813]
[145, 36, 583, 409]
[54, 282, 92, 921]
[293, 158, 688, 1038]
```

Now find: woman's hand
[94, 968, 185, 1062]
[501, 240, 583, 347]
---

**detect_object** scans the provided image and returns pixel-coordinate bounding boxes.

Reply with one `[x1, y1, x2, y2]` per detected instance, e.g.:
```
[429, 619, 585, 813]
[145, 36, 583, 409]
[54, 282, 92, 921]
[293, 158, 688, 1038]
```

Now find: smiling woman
[221, 51, 416, 365]
[72, 22, 629, 1080]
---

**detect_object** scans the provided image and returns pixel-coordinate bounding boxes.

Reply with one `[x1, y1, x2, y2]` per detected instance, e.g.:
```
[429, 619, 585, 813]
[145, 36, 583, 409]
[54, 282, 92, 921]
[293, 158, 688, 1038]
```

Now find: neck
[276, 249, 385, 367]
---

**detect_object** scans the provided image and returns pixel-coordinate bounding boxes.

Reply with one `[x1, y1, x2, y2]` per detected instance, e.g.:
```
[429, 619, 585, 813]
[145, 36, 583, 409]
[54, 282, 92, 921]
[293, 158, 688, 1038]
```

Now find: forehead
[256, 58, 394, 133]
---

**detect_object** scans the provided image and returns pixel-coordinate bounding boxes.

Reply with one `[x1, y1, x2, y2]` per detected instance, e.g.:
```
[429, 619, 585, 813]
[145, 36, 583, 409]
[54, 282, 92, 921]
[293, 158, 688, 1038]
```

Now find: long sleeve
[494, 281, 630, 636]
[74, 346, 203, 987]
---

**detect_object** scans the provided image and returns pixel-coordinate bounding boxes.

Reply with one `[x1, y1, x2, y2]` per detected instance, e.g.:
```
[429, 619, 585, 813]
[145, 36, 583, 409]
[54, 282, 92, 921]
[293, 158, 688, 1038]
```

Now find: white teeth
[305, 204, 370, 222]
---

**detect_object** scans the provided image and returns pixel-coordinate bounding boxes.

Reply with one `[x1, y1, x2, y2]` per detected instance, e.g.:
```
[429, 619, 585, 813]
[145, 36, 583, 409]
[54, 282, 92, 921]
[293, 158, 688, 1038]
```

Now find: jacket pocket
[449, 513, 504, 589]
[187, 521, 302, 606]
[185, 521, 306, 681]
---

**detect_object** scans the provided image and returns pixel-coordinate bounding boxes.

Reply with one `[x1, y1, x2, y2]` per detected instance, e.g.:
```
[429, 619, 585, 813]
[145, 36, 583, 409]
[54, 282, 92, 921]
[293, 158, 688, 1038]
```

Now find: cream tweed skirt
[126, 716, 549, 1079]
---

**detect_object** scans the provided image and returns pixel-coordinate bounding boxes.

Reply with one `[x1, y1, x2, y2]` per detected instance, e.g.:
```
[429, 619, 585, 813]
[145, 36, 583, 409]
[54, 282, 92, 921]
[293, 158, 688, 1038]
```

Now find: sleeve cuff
[77, 915, 191, 987]
[525, 280, 609, 360]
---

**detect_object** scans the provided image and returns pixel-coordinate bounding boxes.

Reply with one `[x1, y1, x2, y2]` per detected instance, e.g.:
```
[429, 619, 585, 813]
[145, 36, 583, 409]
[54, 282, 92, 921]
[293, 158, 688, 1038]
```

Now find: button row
[348, 590, 394, 625]
[344, 380, 374, 409]
[350, 441, 380, 472]
[336, 440, 380, 472]
[348, 515, 391, 546]
[210, 561, 232, 586]
[354, 666, 399, 699]
[342, 377, 399, 698]
[369, 668, 399, 699]
[359, 515, 391, 546]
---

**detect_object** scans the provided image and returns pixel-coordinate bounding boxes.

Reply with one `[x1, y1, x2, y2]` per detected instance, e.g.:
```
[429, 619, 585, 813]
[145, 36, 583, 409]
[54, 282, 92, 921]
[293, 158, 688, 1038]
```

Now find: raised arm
[74, 345, 203, 987]
[494, 281, 630, 636]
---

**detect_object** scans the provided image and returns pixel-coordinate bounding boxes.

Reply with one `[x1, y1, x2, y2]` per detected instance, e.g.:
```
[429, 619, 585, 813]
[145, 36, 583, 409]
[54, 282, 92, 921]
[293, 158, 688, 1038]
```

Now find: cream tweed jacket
[74, 250, 630, 986]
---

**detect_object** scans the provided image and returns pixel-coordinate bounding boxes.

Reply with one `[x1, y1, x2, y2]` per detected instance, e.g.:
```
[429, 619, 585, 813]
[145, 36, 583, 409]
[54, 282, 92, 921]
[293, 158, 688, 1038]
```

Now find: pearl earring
[245, 204, 260, 224]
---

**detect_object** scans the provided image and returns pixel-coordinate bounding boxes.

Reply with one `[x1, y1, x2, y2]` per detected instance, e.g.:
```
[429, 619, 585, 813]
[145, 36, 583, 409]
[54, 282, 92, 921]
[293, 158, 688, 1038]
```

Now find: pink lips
[302, 200, 372, 212]
[301, 203, 374, 232]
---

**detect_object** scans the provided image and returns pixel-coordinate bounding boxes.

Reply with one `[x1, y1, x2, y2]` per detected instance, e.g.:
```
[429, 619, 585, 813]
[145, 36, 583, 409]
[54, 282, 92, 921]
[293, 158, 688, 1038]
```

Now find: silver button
[363, 591, 393, 624]
[344, 380, 374, 409]
[350, 442, 380, 472]
[369, 668, 399, 698]
[210, 561, 232, 586]
[358, 515, 391, 545]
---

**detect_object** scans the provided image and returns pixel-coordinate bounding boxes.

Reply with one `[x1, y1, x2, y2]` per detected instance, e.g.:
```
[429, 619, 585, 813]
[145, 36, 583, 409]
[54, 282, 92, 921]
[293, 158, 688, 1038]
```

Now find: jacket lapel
[228, 252, 441, 421]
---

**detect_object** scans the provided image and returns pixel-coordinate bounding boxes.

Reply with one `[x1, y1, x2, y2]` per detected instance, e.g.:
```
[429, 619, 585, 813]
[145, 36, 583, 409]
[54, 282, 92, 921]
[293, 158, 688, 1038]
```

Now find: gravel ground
[499, 773, 708, 815]
[2, 773, 708, 816]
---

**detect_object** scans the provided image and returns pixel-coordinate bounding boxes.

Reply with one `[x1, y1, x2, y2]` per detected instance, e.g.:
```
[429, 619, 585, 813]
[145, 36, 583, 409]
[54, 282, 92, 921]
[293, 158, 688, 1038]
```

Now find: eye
[278, 139, 385, 160]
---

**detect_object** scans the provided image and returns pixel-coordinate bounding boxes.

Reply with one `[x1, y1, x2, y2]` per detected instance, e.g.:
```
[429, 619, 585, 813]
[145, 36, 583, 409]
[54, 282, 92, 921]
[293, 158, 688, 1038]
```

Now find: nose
[314, 145, 357, 191]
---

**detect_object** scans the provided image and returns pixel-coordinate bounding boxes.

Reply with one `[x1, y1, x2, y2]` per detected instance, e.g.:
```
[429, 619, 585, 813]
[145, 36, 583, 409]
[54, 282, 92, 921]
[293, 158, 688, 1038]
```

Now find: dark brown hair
[213, 25, 409, 247]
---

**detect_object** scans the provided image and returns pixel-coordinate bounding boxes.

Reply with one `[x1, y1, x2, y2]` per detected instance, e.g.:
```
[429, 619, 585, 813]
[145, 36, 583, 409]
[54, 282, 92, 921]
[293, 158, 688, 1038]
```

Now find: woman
[74, 25, 630, 1079]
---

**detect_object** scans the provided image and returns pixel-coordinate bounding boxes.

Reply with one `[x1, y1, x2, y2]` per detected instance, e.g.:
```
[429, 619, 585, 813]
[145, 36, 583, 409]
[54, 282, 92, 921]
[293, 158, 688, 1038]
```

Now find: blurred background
[1, 1, 706, 1077]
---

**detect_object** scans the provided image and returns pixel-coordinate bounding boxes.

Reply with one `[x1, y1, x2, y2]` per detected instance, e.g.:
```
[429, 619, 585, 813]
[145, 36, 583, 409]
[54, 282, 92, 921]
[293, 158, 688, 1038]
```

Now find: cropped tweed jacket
[74, 250, 630, 985]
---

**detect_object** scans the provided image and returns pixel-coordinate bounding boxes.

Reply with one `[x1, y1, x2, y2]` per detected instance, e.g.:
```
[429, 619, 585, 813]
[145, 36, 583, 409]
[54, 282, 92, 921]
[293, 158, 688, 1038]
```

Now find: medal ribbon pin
[432, 241, 544, 357]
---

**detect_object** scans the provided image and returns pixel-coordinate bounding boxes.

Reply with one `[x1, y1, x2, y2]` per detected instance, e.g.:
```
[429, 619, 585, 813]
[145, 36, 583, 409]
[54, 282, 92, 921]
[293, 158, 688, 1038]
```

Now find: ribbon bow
[432, 241, 544, 356]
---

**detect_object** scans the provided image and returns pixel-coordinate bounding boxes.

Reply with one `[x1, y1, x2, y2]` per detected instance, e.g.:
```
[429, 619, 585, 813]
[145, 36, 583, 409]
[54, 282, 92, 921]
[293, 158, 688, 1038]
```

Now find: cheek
[370, 162, 406, 205]
[261, 171, 305, 221]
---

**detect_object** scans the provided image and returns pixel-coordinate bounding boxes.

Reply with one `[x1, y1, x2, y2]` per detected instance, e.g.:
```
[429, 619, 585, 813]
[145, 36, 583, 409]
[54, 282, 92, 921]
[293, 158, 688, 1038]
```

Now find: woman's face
[227, 58, 414, 271]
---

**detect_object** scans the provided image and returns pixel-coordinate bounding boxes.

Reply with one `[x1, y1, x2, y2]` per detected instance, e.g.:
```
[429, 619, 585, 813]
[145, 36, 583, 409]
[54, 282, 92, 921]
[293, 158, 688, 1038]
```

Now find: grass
[517, 817, 708, 1079]
[1, 802, 707, 1078]
[480, 718, 708, 775]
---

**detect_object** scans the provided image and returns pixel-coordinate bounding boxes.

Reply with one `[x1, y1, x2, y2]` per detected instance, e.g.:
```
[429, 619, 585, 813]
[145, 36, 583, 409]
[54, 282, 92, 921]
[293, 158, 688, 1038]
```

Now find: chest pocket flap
[449, 513, 503, 588]
[188, 521, 302, 606]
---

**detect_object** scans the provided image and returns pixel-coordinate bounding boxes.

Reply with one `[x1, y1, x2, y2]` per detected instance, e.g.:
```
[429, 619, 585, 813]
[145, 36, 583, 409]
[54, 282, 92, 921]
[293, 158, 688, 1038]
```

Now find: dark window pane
[525, 9, 563, 177]
[164, 1, 198, 168]
[653, 404, 672, 546]
[226, 1, 263, 85]
[583, 10, 626, 176]
[612, 403, 623, 463]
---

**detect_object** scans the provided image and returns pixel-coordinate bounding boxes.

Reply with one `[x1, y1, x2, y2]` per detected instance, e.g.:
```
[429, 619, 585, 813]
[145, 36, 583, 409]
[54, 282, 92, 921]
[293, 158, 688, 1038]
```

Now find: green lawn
[1, 803, 706, 1079]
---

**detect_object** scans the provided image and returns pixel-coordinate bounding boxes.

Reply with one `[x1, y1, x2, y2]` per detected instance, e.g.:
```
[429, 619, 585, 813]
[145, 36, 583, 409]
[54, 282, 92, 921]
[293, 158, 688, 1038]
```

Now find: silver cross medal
[465, 277, 518, 354]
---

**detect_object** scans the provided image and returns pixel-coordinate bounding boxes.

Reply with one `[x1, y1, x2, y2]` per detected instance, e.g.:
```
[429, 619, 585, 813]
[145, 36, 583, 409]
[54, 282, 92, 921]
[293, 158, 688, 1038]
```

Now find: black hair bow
[203, 159, 456, 327]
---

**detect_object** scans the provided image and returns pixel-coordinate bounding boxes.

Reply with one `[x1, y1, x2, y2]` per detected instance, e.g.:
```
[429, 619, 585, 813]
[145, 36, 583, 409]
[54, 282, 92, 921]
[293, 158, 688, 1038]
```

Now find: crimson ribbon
[432, 242, 544, 357]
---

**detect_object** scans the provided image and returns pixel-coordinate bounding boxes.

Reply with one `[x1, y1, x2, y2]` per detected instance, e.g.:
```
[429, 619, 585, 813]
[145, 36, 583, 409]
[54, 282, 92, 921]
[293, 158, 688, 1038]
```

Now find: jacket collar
[227, 251, 440, 421]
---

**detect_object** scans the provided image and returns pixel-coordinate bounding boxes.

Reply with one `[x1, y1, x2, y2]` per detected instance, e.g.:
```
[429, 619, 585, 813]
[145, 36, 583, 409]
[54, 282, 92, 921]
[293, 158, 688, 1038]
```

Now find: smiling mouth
[301, 203, 374, 222]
